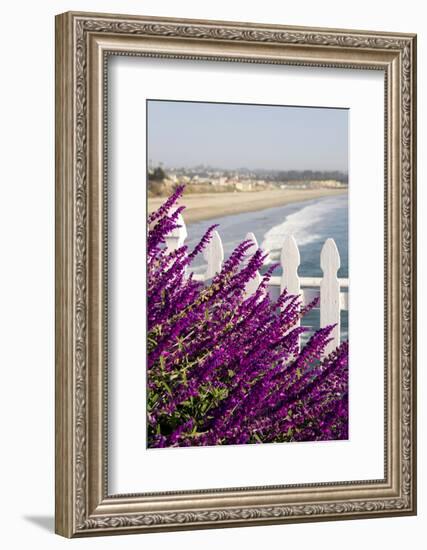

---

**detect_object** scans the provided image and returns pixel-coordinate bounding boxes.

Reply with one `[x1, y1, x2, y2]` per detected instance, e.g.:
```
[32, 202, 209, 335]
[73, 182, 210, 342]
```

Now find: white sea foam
[261, 197, 343, 259]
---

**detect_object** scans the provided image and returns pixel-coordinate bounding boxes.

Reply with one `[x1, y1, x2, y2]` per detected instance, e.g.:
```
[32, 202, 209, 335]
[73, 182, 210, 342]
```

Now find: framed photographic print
[55, 11, 417, 537]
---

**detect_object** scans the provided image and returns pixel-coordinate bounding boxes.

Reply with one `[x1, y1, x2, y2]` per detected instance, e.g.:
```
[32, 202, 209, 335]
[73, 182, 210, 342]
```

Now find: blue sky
[147, 100, 348, 171]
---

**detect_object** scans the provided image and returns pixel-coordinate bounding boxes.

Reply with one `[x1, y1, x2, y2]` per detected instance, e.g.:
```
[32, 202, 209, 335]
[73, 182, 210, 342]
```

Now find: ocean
[185, 194, 348, 341]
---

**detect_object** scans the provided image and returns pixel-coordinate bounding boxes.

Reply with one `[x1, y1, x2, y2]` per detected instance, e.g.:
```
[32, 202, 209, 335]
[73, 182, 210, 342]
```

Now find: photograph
[147, 100, 349, 449]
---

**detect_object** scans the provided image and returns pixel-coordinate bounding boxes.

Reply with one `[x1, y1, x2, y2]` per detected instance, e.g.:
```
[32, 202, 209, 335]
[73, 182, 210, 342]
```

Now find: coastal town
[148, 164, 348, 198]
[147, 165, 349, 224]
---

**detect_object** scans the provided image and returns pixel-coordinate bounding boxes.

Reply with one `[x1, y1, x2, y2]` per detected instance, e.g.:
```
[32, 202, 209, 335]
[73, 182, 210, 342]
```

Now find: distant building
[235, 182, 253, 191]
[281, 179, 347, 190]
[309, 179, 347, 189]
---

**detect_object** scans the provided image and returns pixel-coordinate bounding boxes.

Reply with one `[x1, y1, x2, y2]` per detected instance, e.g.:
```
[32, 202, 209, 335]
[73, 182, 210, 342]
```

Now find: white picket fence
[165, 212, 348, 354]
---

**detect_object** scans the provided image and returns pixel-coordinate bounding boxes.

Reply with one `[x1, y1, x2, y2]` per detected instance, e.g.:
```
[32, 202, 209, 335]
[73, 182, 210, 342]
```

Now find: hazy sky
[147, 100, 348, 171]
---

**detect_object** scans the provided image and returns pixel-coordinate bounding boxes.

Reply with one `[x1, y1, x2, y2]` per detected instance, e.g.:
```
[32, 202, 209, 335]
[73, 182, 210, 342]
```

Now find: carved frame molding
[55, 12, 416, 537]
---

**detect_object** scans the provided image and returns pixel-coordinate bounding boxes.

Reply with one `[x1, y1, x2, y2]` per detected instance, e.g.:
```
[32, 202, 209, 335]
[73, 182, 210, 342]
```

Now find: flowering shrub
[147, 186, 348, 448]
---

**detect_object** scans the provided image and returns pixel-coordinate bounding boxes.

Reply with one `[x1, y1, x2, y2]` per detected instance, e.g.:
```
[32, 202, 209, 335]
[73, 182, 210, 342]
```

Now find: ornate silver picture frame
[55, 11, 417, 537]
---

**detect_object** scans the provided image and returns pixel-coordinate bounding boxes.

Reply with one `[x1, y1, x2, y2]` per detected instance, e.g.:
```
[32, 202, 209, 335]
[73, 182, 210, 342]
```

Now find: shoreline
[148, 188, 347, 224]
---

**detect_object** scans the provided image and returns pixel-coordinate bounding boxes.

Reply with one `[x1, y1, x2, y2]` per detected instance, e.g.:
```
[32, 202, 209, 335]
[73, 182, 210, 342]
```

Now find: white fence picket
[280, 235, 301, 349]
[203, 230, 224, 279]
[164, 209, 187, 252]
[320, 238, 341, 355]
[243, 232, 262, 298]
[280, 235, 301, 296]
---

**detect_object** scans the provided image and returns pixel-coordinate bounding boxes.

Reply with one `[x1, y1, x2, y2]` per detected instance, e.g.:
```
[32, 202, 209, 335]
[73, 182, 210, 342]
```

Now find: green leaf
[253, 432, 263, 443]
[162, 380, 172, 395]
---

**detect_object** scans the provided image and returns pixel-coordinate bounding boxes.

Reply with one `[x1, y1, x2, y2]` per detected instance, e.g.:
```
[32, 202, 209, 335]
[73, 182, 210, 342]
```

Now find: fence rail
[166, 212, 348, 353]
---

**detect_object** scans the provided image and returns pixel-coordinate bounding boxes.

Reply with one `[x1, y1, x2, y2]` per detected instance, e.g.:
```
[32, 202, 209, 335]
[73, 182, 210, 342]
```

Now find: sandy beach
[148, 188, 347, 224]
